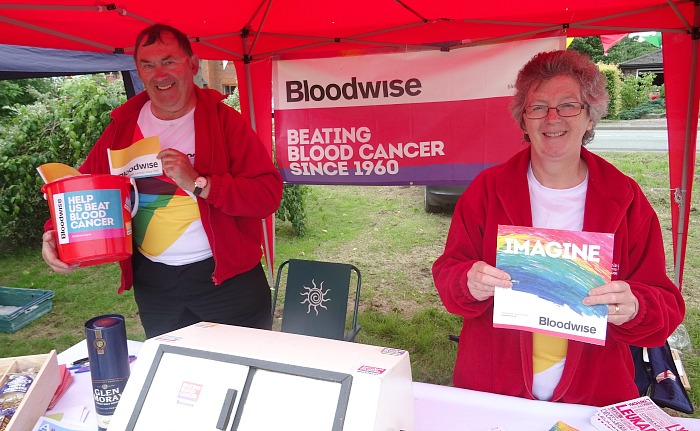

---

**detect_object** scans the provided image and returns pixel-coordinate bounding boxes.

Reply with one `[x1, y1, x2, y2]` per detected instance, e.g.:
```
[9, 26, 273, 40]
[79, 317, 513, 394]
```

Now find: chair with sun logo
[271, 259, 362, 341]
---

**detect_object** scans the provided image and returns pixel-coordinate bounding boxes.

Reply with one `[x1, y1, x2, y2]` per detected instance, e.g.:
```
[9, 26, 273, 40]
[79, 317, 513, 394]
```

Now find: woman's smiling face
[522, 75, 593, 164]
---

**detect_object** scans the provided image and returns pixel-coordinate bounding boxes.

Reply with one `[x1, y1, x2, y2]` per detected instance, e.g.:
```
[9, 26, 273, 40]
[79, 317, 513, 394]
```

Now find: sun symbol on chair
[300, 279, 331, 315]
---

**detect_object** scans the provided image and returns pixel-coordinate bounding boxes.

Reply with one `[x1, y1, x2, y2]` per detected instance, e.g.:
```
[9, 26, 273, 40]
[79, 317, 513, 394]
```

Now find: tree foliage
[568, 36, 603, 61]
[276, 184, 310, 236]
[598, 63, 623, 119]
[0, 75, 125, 249]
[620, 72, 657, 111]
[619, 97, 665, 120]
[569, 36, 664, 121]
[0, 78, 55, 118]
[604, 36, 660, 65]
[568, 35, 659, 64]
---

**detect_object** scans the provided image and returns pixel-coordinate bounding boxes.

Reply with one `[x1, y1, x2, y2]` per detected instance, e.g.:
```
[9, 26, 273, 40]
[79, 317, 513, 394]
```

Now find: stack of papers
[590, 396, 688, 430]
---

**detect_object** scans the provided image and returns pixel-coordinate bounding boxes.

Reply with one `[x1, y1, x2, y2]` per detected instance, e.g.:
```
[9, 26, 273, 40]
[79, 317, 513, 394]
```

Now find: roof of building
[619, 49, 663, 68]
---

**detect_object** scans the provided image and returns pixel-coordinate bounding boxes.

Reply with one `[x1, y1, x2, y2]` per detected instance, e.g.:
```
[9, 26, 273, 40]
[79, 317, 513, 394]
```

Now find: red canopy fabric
[664, 32, 700, 287]
[1, 0, 698, 287]
[0, 1, 695, 59]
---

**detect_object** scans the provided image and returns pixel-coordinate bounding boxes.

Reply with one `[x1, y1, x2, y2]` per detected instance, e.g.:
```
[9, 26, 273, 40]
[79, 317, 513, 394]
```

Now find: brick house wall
[199, 60, 238, 94]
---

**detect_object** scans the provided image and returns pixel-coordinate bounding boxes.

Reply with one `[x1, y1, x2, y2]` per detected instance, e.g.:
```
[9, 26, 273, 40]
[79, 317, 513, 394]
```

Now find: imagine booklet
[493, 225, 614, 345]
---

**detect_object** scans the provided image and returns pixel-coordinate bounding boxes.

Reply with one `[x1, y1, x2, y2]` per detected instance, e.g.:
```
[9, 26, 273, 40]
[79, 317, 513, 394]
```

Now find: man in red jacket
[42, 24, 283, 338]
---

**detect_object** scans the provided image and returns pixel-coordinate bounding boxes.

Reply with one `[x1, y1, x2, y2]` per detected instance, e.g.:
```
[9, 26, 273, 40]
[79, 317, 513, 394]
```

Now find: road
[589, 128, 700, 152]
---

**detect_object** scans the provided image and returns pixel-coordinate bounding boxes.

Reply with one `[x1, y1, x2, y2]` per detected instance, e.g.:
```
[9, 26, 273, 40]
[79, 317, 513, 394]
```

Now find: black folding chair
[272, 259, 362, 341]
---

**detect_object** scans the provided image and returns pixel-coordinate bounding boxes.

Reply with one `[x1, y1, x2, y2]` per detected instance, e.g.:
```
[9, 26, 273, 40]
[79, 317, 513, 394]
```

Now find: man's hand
[42, 230, 79, 273]
[157, 148, 197, 192]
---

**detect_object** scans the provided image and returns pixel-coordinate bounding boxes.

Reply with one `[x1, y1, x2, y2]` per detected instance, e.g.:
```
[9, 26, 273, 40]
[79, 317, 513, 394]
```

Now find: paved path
[597, 118, 670, 130]
[591, 118, 700, 152]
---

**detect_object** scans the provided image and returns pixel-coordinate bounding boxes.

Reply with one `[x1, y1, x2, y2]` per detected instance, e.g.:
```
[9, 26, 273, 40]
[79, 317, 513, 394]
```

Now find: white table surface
[50, 340, 700, 431]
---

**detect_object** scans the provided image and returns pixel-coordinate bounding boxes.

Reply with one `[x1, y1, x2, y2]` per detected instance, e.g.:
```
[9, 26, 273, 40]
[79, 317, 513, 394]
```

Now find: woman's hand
[466, 261, 513, 301]
[583, 280, 639, 325]
[41, 230, 79, 274]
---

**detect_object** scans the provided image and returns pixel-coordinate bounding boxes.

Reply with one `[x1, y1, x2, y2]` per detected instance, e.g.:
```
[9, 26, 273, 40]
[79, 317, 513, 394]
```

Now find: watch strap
[193, 184, 203, 196]
[193, 176, 207, 196]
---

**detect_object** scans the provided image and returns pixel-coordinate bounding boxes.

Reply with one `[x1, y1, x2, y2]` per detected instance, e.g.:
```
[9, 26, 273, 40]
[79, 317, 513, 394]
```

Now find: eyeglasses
[523, 102, 589, 119]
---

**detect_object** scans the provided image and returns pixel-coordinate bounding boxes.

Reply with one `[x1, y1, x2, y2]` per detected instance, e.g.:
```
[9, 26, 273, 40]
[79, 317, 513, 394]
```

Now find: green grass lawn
[1, 151, 699, 417]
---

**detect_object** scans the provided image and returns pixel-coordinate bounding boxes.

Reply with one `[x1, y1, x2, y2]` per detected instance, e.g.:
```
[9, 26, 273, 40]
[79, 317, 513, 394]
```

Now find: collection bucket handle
[129, 177, 139, 217]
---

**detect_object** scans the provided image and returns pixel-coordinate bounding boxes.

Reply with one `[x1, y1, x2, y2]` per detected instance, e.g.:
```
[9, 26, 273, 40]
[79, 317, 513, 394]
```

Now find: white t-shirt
[528, 163, 587, 401]
[131, 101, 213, 265]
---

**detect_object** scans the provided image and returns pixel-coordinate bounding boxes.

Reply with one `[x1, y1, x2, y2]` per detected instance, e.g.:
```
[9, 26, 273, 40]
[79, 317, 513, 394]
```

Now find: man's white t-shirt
[131, 101, 213, 265]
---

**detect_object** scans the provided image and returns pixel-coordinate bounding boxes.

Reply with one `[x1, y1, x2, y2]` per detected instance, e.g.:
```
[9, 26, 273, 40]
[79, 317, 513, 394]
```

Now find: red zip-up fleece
[433, 146, 685, 407]
[46, 86, 282, 293]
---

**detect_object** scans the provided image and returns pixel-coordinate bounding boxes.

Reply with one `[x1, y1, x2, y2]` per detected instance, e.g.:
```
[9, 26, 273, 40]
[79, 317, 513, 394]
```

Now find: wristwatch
[193, 176, 208, 196]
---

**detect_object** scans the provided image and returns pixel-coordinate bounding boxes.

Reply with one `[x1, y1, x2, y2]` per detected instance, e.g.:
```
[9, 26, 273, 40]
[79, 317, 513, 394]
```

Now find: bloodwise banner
[273, 37, 563, 185]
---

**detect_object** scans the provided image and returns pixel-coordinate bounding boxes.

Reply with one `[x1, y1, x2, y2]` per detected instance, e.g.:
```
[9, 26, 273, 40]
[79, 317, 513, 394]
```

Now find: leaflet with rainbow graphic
[107, 136, 162, 178]
[493, 225, 614, 346]
[548, 420, 580, 431]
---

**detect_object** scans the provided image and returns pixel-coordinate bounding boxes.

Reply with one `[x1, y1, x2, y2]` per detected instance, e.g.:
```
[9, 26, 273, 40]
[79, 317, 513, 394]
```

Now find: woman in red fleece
[432, 50, 685, 407]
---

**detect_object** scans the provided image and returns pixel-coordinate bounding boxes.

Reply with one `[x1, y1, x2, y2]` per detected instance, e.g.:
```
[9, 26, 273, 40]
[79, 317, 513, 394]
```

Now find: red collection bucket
[42, 174, 139, 267]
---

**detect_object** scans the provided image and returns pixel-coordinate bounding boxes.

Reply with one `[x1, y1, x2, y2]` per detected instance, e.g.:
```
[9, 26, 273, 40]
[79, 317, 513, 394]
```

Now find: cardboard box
[0, 351, 60, 431]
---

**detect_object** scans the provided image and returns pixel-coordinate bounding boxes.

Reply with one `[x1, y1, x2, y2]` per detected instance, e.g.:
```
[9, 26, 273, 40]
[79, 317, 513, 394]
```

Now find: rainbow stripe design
[493, 225, 614, 345]
[496, 225, 613, 318]
[548, 420, 580, 431]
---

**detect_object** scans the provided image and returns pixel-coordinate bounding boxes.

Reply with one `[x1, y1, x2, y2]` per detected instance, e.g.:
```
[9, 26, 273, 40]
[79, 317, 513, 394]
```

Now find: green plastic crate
[0, 286, 54, 333]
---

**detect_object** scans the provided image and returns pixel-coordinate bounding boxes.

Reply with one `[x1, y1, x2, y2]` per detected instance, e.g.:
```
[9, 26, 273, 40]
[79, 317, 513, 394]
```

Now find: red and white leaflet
[590, 396, 690, 431]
